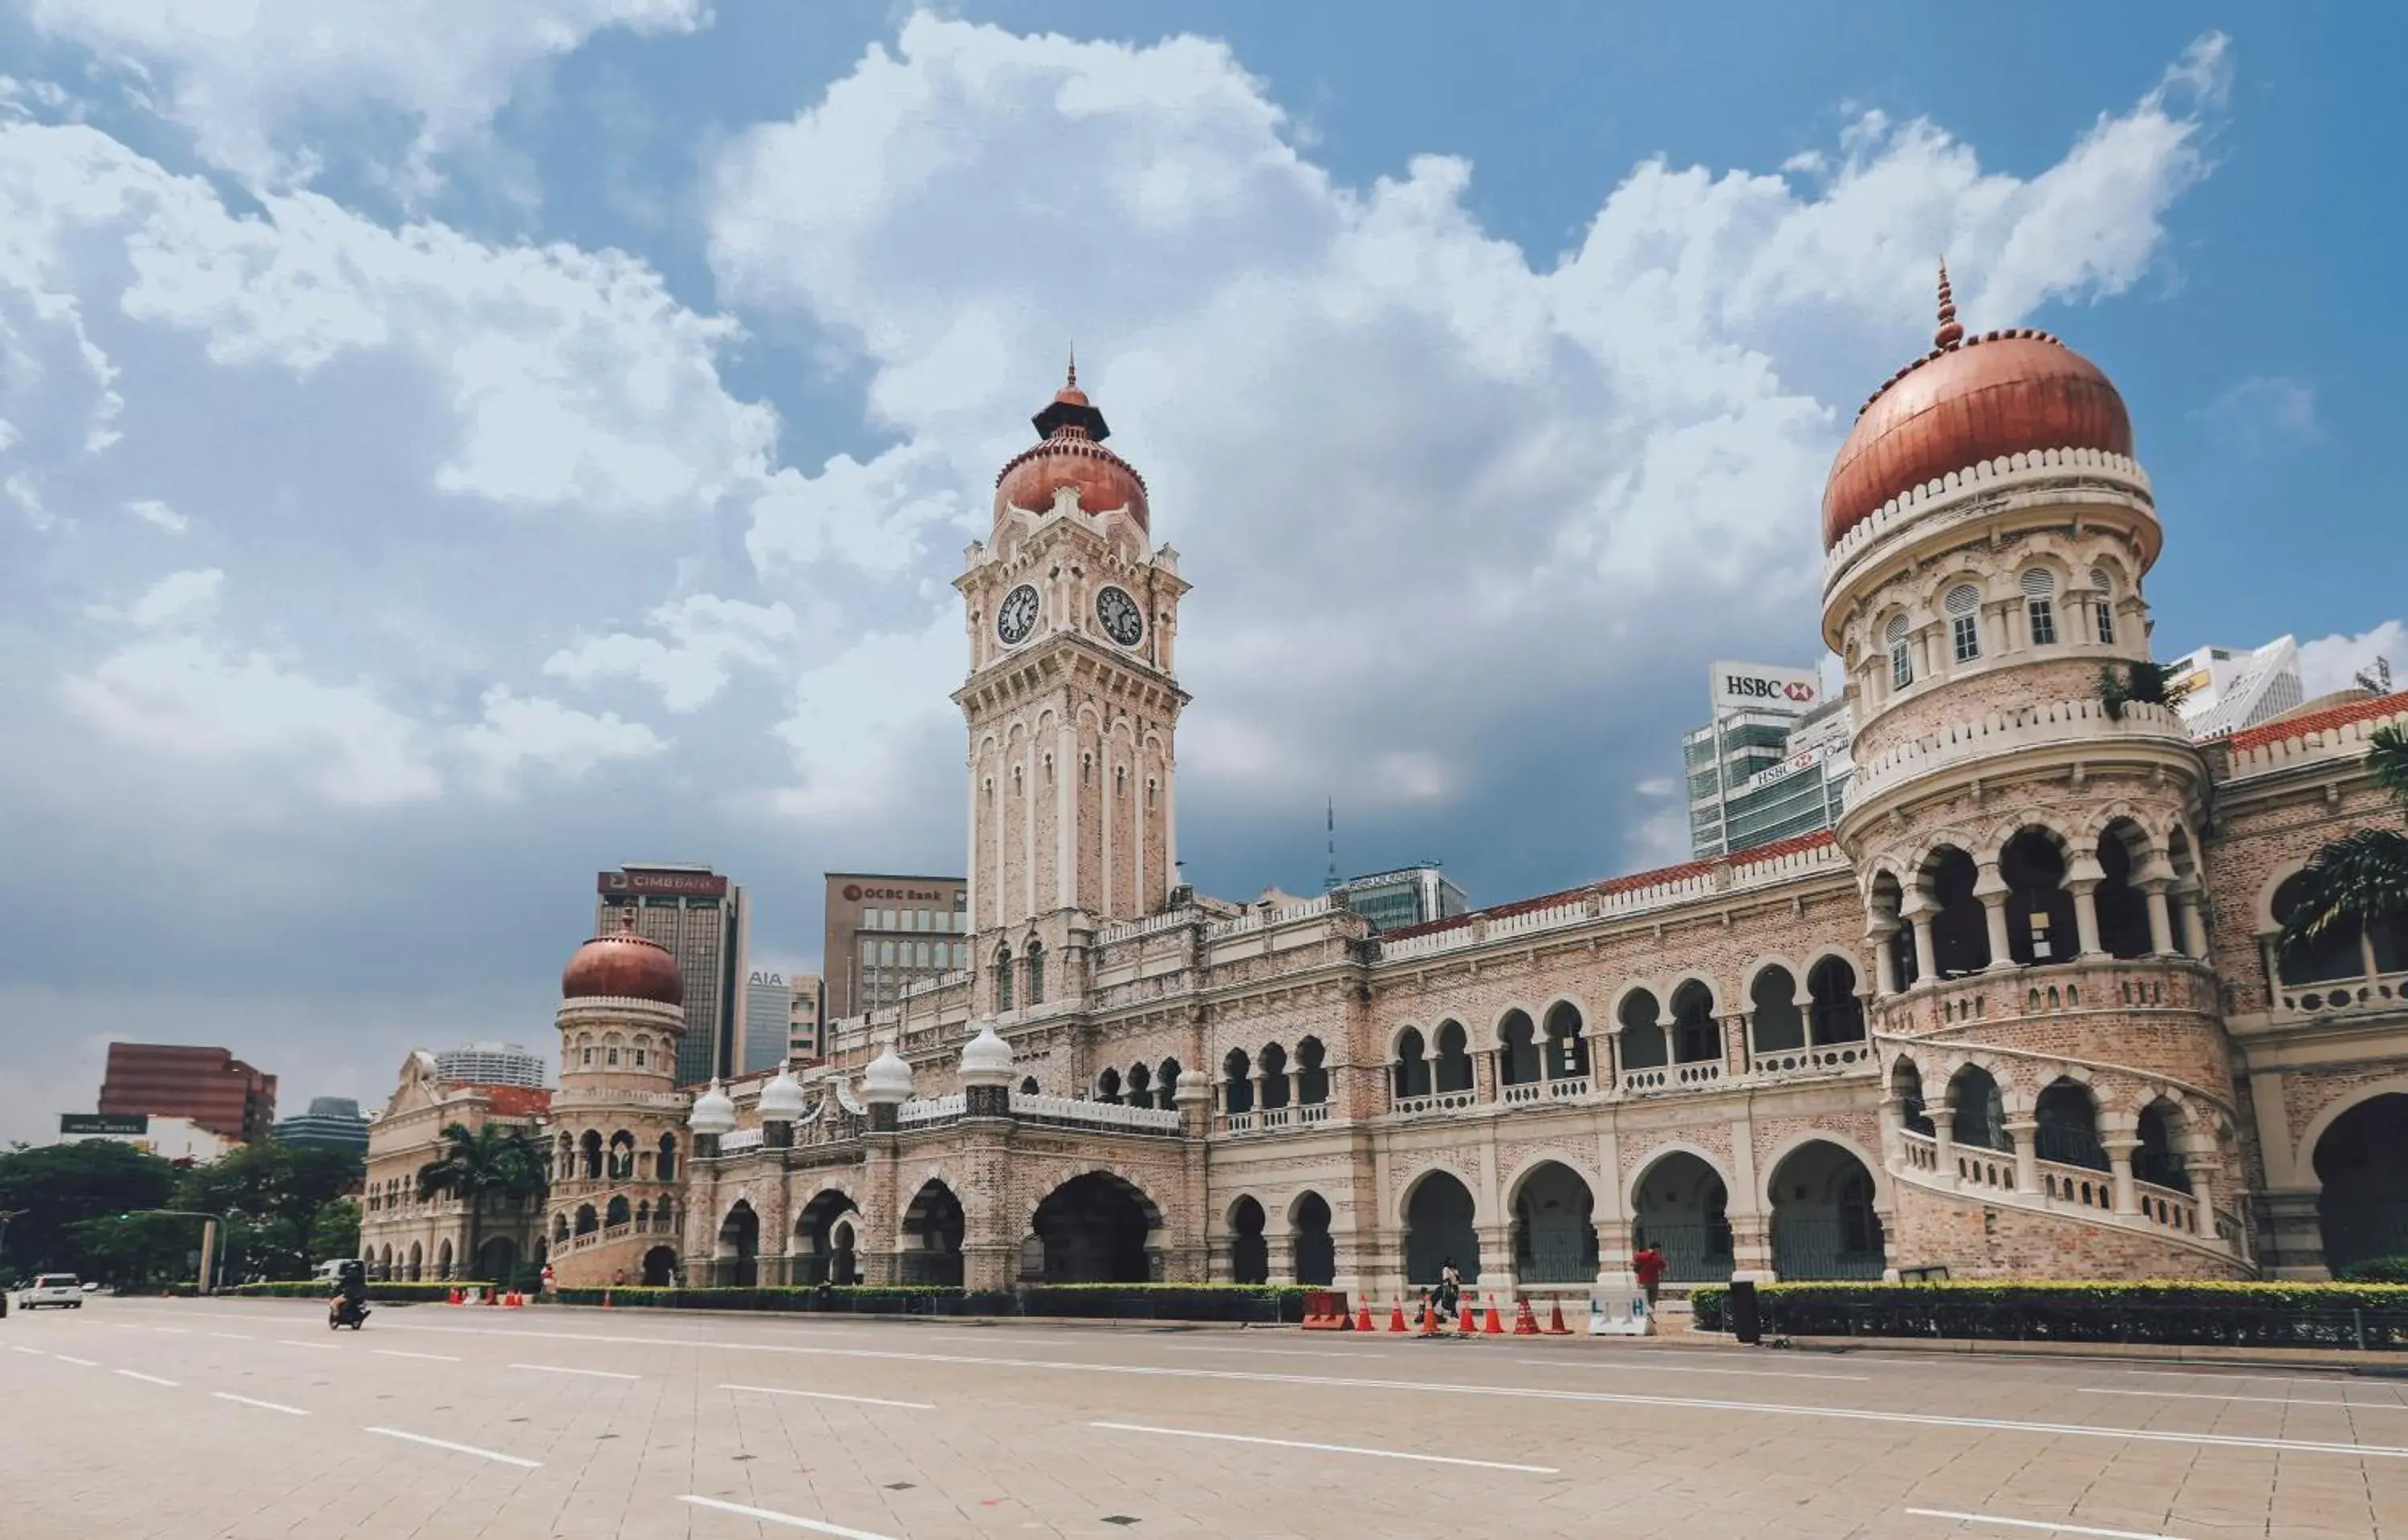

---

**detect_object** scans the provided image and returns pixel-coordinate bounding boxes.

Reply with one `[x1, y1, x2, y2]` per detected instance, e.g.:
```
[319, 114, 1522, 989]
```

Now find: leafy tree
[2280, 724, 2408, 963]
[71, 1212, 201, 1290]
[174, 1143, 364, 1281]
[0, 1141, 178, 1282]
[417, 1123, 549, 1281]
[2099, 659, 2195, 720]
[309, 1198, 361, 1267]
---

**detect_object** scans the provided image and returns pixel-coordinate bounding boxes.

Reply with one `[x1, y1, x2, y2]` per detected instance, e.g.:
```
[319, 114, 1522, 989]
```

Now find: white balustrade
[1009, 1090, 1183, 1133]
[2274, 969, 2408, 1021]
[1619, 1061, 1723, 1095]
[1740, 1042, 1875, 1082]
[1389, 1089, 1479, 1117]
[899, 1092, 966, 1125]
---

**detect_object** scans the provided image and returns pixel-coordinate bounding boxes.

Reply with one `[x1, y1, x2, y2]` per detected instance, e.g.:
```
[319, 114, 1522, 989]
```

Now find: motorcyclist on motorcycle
[327, 1260, 369, 1330]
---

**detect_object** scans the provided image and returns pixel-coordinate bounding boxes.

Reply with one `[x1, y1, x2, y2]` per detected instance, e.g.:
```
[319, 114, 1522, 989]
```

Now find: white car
[18, 1273, 83, 1309]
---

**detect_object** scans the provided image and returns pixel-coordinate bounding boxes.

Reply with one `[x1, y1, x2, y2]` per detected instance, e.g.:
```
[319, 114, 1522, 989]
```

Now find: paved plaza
[3, 1297, 2406, 1539]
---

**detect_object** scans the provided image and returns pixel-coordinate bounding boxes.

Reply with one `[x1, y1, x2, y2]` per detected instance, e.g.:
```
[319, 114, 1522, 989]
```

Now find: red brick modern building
[98, 1043, 278, 1145]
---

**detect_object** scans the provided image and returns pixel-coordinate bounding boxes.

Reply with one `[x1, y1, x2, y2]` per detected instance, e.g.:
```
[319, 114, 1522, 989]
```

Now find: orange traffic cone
[486, 1286, 500, 1306]
[445, 1287, 462, 1306]
[1389, 1297, 1409, 1333]
[1483, 1294, 1504, 1334]
[602, 1288, 613, 1310]
[1545, 1298, 1571, 1335]
[1458, 1298, 1476, 1336]
[1356, 1299, 1375, 1332]
[1513, 1295, 1540, 1335]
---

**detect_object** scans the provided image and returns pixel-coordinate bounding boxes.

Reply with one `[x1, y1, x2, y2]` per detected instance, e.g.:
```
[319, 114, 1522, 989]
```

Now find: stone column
[2251, 1189, 2333, 1280]
[1902, 894, 1939, 984]
[1930, 1098, 1959, 1191]
[1265, 1228, 1295, 1286]
[1869, 921, 1900, 996]
[1727, 1214, 1774, 1283]
[1592, 1216, 1637, 1300]
[2105, 1137, 2142, 1216]
[1975, 861, 2014, 970]
[1474, 1223, 1516, 1302]
[1172, 1067, 1214, 1284]
[2066, 858, 2106, 958]
[2173, 878, 2209, 959]
[2004, 1118, 2040, 1195]
[2142, 881, 2178, 957]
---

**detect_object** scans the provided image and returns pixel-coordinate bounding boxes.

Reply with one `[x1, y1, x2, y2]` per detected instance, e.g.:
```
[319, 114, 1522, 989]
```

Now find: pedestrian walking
[1633, 1245, 1666, 1314]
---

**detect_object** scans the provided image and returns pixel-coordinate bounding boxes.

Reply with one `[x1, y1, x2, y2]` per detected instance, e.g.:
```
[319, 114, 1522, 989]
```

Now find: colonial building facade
[519, 279, 2408, 1301]
[360, 1053, 550, 1282]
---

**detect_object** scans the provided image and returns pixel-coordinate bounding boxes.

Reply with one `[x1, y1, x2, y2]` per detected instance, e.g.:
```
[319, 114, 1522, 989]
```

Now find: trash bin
[1729, 1278, 1762, 1345]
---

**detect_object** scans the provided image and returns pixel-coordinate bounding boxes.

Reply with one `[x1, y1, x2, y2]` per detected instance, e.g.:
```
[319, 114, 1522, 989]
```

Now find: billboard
[597, 868, 729, 897]
[1710, 660, 1821, 716]
[62, 1112, 148, 1135]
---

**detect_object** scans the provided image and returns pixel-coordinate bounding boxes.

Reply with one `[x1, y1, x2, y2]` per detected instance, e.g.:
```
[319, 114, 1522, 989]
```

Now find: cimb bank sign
[1710, 660, 1820, 717]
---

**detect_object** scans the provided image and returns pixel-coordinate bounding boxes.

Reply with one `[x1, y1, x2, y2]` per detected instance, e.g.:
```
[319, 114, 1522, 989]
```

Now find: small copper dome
[1823, 262, 2133, 550]
[994, 356, 1149, 530]
[561, 909, 684, 1006]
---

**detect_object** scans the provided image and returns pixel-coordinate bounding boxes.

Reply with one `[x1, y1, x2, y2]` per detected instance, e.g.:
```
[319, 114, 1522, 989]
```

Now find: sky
[2, 2, 2401, 1144]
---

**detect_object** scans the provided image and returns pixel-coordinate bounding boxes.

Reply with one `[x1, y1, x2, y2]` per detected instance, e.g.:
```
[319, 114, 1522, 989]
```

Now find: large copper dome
[1822, 265, 2133, 550]
[561, 911, 684, 1007]
[994, 362, 1149, 530]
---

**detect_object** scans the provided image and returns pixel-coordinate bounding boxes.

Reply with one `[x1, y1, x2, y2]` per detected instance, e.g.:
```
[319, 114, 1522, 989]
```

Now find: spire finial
[1066, 343, 1076, 391]
[1934, 258, 1964, 348]
[617, 906, 637, 934]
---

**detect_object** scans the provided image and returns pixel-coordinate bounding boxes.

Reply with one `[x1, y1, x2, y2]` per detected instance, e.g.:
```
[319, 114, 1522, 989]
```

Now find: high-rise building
[432, 1042, 548, 1090]
[596, 863, 746, 1086]
[740, 968, 792, 1075]
[97, 1042, 277, 1144]
[2167, 636, 2308, 739]
[1331, 864, 1469, 933]
[1684, 661, 1853, 858]
[787, 973, 825, 1064]
[270, 1095, 371, 1154]
[822, 874, 970, 1019]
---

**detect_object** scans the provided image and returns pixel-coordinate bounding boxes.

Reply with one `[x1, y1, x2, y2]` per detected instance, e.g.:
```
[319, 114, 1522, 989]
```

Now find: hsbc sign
[1710, 660, 1821, 717]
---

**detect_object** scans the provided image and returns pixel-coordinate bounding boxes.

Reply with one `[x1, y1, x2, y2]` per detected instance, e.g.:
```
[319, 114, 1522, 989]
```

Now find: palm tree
[416, 1124, 549, 1283]
[2280, 724, 2408, 961]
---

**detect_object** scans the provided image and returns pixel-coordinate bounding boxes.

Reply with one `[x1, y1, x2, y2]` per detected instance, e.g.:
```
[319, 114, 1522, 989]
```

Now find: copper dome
[561, 911, 684, 1007]
[1822, 263, 2133, 550]
[994, 358, 1149, 530]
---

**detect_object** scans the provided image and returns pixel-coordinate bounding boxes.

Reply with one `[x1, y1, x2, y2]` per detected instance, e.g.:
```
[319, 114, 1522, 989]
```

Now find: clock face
[996, 584, 1041, 646]
[1096, 585, 1145, 648]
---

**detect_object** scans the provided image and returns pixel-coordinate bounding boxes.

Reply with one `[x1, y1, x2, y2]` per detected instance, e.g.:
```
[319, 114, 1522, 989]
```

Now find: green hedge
[1690, 1280, 2408, 1350]
[223, 1281, 466, 1304]
[2338, 1257, 2408, 1284]
[551, 1282, 1310, 1323]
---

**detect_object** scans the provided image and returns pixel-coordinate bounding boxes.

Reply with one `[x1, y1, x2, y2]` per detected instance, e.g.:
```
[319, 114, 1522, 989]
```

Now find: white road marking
[510, 1362, 638, 1380]
[678, 1494, 899, 1538]
[722, 1383, 935, 1411]
[2081, 1387, 2408, 1410]
[375, 1322, 2408, 1459]
[54, 1355, 98, 1367]
[114, 1370, 179, 1387]
[6, 1346, 43, 1357]
[372, 1348, 461, 1362]
[364, 1427, 540, 1468]
[275, 1340, 339, 1351]
[1094, 1420, 1560, 1473]
[1906, 1507, 2190, 1539]
[203, 1331, 254, 1341]
[1516, 1358, 1869, 1382]
[151, 1326, 189, 1334]
[1158, 1342, 1376, 1359]
[213, 1391, 310, 1416]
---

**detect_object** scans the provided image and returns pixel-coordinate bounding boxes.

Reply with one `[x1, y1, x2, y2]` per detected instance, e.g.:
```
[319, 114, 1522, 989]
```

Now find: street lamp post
[0, 1208, 25, 1275]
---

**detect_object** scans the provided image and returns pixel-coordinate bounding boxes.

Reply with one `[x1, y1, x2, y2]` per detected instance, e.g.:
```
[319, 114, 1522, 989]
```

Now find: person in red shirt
[1633, 1245, 1667, 1313]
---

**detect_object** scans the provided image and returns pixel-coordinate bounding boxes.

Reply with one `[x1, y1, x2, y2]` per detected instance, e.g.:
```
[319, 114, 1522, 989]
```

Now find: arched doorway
[1922, 846, 1990, 976]
[1511, 1162, 1597, 1285]
[1631, 1152, 1731, 1282]
[1291, 1192, 1336, 1286]
[1767, 1141, 1885, 1280]
[900, 1179, 966, 1286]
[475, 1236, 516, 1283]
[1401, 1169, 1479, 1286]
[1032, 1173, 1157, 1283]
[1228, 1196, 1269, 1285]
[794, 1189, 860, 1285]
[715, 1200, 761, 1287]
[2316, 1093, 2408, 1273]
[641, 1245, 678, 1287]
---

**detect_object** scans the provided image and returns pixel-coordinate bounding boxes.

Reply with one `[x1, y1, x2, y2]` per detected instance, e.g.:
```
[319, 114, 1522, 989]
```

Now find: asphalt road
[3, 1295, 2405, 1538]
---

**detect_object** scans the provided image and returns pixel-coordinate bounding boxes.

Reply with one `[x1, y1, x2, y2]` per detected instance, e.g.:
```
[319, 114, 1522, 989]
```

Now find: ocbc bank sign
[842, 884, 946, 903]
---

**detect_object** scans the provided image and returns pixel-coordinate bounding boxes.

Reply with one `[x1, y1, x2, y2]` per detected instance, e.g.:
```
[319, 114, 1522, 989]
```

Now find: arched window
[1433, 1021, 1474, 1093]
[2135, 1102, 2190, 1192]
[1024, 940, 1045, 1006]
[606, 1195, 631, 1228]
[580, 1130, 604, 1180]
[2002, 828, 2078, 966]
[1019, 1076, 1039, 1096]
[2021, 568, 2057, 646]
[1393, 1028, 1431, 1099]
[1748, 968, 1804, 1054]
[1948, 1065, 2010, 1152]
[1543, 1004, 1589, 1080]
[1807, 956, 1866, 1044]
[1259, 1043, 1291, 1110]
[1126, 1062, 1151, 1106]
[1944, 583, 1982, 663]
[1670, 982, 1718, 1065]
[2094, 825, 2153, 959]
[1157, 1059, 1181, 1110]
[1618, 991, 1666, 1069]
[2272, 870, 2370, 985]
[995, 946, 1014, 1011]
[1885, 615, 1912, 689]
[1222, 1049, 1254, 1114]
[657, 1133, 677, 1183]
[2091, 568, 2117, 645]
[1924, 847, 1991, 976]
[1496, 1011, 1540, 1086]
[1096, 1067, 1122, 1105]
[1296, 1037, 1328, 1105]
[2035, 1079, 2107, 1171]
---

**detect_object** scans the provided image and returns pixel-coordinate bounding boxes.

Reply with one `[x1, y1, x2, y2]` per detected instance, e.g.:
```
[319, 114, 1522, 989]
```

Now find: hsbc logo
[1724, 674, 1816, 704]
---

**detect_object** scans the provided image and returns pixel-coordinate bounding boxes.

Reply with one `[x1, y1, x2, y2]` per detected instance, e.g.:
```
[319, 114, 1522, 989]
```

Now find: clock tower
[954, 362, 1190, 1014]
